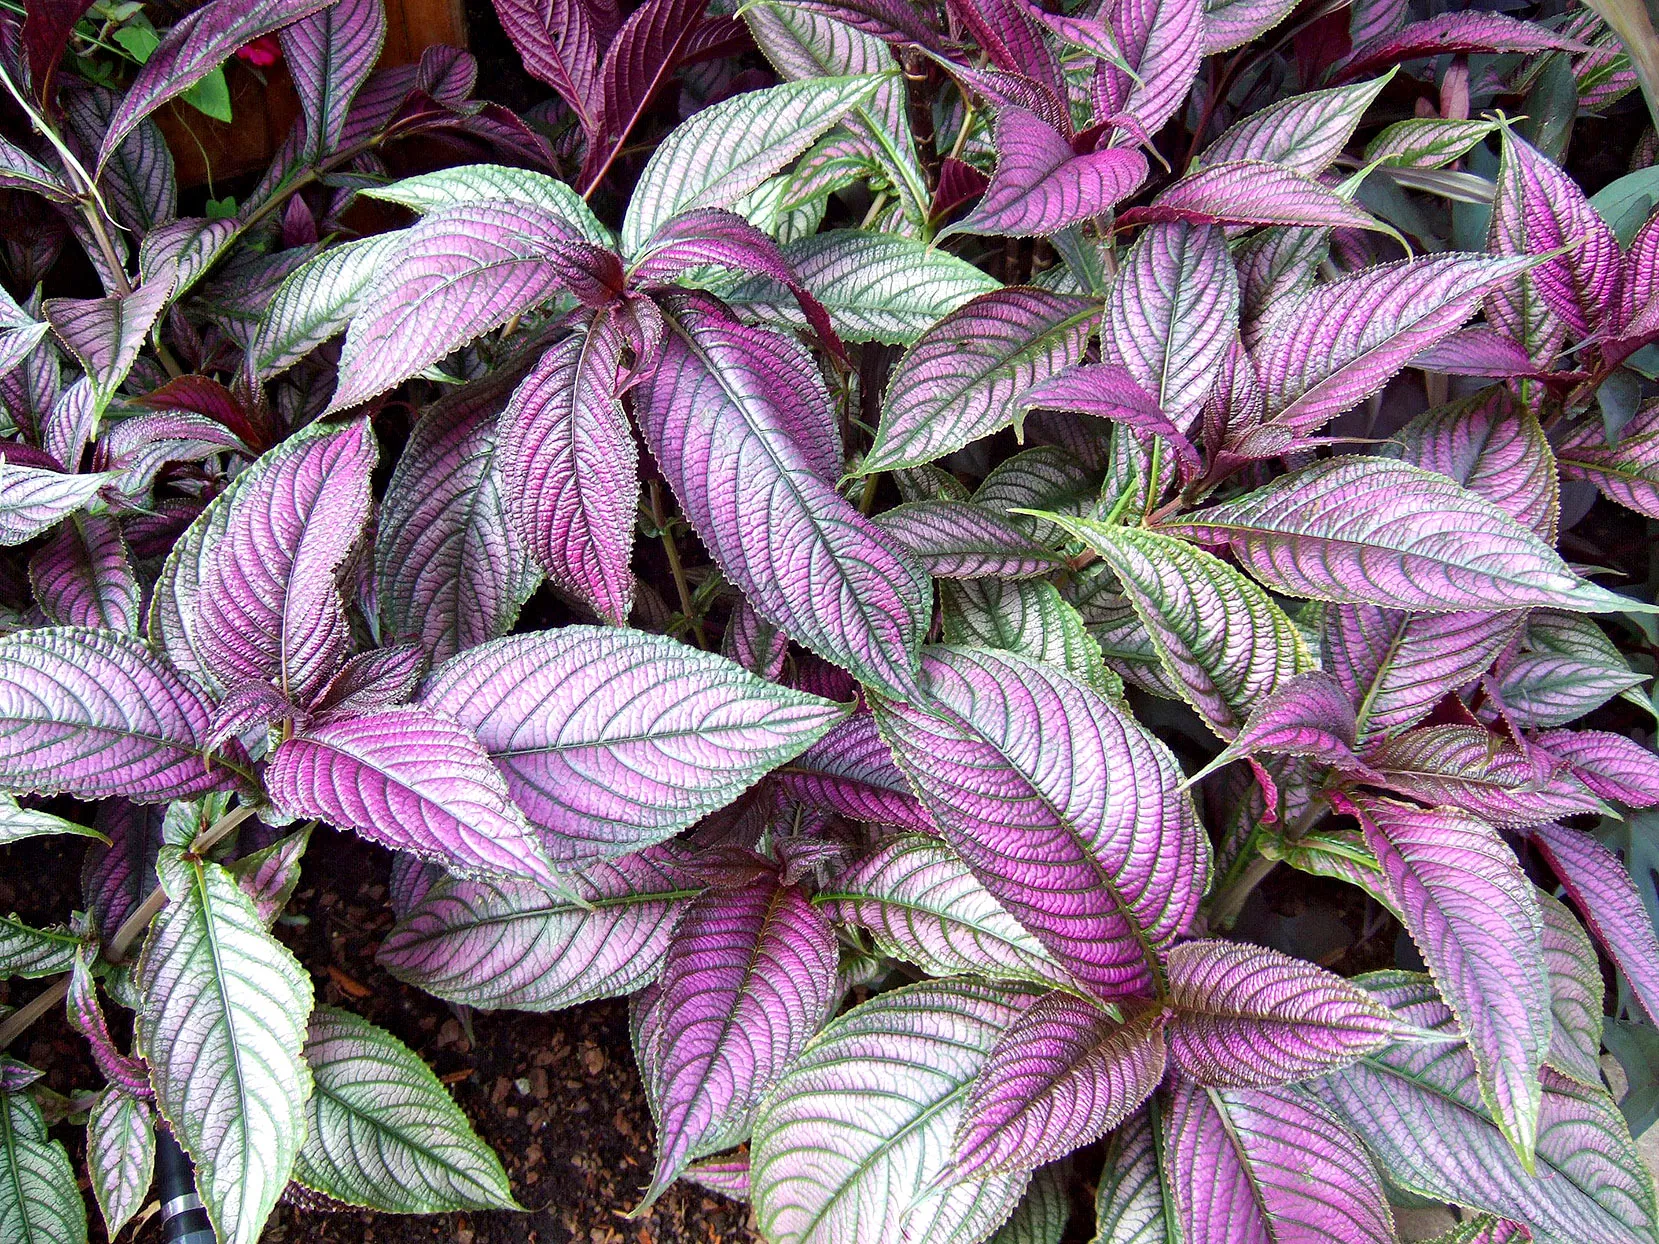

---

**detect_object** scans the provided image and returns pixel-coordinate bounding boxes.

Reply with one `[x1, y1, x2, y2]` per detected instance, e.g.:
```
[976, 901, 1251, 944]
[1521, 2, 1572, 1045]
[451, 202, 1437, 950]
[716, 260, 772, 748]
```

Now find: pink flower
[234, 34, 281, 68]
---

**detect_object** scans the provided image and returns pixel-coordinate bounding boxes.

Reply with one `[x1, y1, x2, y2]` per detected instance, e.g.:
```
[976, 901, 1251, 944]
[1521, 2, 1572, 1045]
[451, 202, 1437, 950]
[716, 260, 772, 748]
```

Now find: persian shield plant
[2, 0, 1659, 1240]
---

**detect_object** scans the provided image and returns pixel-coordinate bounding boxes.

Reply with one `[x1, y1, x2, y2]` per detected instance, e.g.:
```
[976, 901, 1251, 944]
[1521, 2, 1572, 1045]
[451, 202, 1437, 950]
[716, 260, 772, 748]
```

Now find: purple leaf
[1320, 604, 1521, 743]
[1016, 364, 1202, 482]
[1366, 725, 1602, 827]
[1202, 0, 1298, 51]
[951, 994, 1165, 1177]
[874, 500, 1063, 579]
[247, 233, 401, 386]
[870, 646, 1208, 1001]
[1345, 794, 1550, 1160]
[1527, 821, 1659, 1027]
[1119, 161, 1385, 233]
[1191, 670, 1365, 782]
[378, 846, 702, 1008]
[28, 514, 139, 632]
[683, 1155, 750, 1200]
[195, 418, 374, 704]
[419, 627, 847, 861]
[941, 578, 1121, 698]
[225, 825, 311, 927]
[0, 454, 111, 545]
[749, 979, 1035, 1244]
[721, 596, 788, 682]
[266, 705, 563, 888]
[1315, 973, 1657, 1244]
[1534, 729, 1659, 808]
[1488, 131, 1622, 338]
[96, 0, 336, 169]
[1538, 890, 1606, 1088]
[948, 107, 1148, 238]
[1107, 0, 1204, 137]
[1408, 327, 1553, 379]
[499, 315, 635, 626]
[1164, 938, 1400, 1086]
[948, 0, 1063, 100]
[775, 714, 932, 830]
[328, 201, 598, 412]
[1166, 1079, 1394, 1244]
[1091, 1105, 1171, 1242]
[639, 876, 837, 1206]
[1385, 386, 1559, 538]
[68, 949, 150, 1098]
[493, 0, 606, 133]
[1557, 401, 1659, 521]
[311, 646, 427, 716]
[1200, 77, 1393, 177]
[1618, 213, 1659, 343]
[1250, 254, 1538, 435]
[22, 0, 96, 103]
[0, 628, 246, 802]
[280, 0, 387, 161]
[1164, 456, 1644, 613]
[1332, 11, 1590, 83]
[63, 85, 177, 236]
[86, 1086, 154, 1240]
[1046, 520, 1314, 741]
[819, 834, 1084, 990]
[635, 299, 929, 698]
[1106, 222, 1239, 433]
[377, 383, 540, 665]
[44, 268, 177, 409]
[83, 801, 164, 942]
[862, 289, 1101, 472]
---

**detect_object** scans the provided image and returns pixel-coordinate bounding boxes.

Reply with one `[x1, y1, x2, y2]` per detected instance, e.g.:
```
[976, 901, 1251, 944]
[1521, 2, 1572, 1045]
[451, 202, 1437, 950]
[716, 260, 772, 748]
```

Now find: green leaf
[0, 1091, 87, 1244]
[246, 233, 401, 384]
[620, 75, 886, 256]
[182, 68, 232, 123]
[0, 795, 104, 847]
[136, 851, 313, 1244]
[940, 578, 1121, 698]
[1591, 166, 1659, 246]
[0, 917, 84, 980]
[295, 1005, 518, 1213]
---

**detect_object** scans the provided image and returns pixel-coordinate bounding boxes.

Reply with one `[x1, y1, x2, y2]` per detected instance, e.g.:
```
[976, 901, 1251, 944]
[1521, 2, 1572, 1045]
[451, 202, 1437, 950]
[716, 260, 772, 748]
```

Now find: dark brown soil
[1, 829, 758, 1244]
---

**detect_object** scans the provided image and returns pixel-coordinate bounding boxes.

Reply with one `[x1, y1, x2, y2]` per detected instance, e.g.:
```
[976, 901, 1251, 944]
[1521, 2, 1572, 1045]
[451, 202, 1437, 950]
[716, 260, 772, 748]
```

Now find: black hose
[155, 1128, 216, 1244]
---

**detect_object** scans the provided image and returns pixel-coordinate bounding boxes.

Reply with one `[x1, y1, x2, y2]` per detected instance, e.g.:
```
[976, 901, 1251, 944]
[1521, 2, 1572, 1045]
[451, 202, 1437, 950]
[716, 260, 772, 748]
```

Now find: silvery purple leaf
[420, 627, 847, 861]
[328, 201, 596, 412]
[195, 418, 374, 704]
[1319, 604, 1521, 743]
[311, 647, 425, 718]
[1047, 519, 1313, 740]
[1538, 890, 1605, 1087]
[874, 500, 1062, 579]
[97, 0, 335, 169]
[377, 846, 702, 1008]
[43, 376, 97, 471]
[246, 233, 400, 386]
[266, 705, 563, 888]
[1366, 725, 1602, 827]
[62, 85, 176, 236]
[749, 979, 1035, 1244]
[1164, 456, 1645, 613]
[1488, 132, 1621, 337]
[28, 515, 139, 632]
[819, 834, 1083, 990]
[1016, 364, 1201, 482]
[640, 876, 837, 1206]
[0, 133, 74, 201]
[1332, 11, 1590, 84]
[776, 714, 932, 831]
[1105, 222, 1238, 433]
[1534, 730, 1659, 808]
[1408, 327, 1552, 379]
[87, 1085, 154, 1240]
[44, 268, 176, 410]
[1107, 0, 1204, 137]
[1165, 1079, 1394, 1244]
[378, 383, 540, 664]
[280, 0, 387, 161]
[942, 577, 1124, 698]
[683, 1154, 750, 1201]
[82, 801, 163, 942]
[1315, 973, 1656, 1244]
[620, 75, 884, 255]
[1201, 0, 1296, 51]
[500, 316, 635, 625]
[1249, 255, 1538, 435]
[137, 217, 239, 302]
[1191, 671, 1363, 783]
[0, 455, 110, 545]
[295, 1005, 518, 1212]
[1365, 117, 1503, 170]
[225, 825, 311, 927]
[493, 0, 604, 132]
[721, 596, 788, 682]
[1527, 821, 1659, 1028]
[0, 915, 84, 979]
[951, 994, 1165, 1177]
[0, 628, 246, 802]
[1119, 162, 1384, 233]
[1385, 387, 1559, 538]
[1345, 794, 1549, 1160]
[1091, 1105, 1171, 1243]
[1618, 215, 1659, 343]
[68, 948, 150, 1097]
[358, 165, 614, 247]
[635, 299, 928, 699]
[861, 289, 1100, 472]
[1493, 648, 1646, 730]
[947, 107, 1148, 238]
[1164, 939, 1399, 1086]
[870, 646, 1207, 1001]
[1557, 402, 1659, 521]
[1199, 77, 1393, 177]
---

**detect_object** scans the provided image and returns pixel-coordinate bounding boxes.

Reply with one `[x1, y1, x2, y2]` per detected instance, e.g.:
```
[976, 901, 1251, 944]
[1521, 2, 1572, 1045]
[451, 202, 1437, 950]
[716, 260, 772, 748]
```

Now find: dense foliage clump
[2, 0, 1659, 1240]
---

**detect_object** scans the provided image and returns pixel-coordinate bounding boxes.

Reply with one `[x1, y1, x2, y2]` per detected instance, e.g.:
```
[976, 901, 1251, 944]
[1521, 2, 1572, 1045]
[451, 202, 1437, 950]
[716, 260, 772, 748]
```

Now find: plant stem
[651, 481, 707, 648]
[79, 198, 133, 296]
[0, 978, 69, 1050]
[1207, 854, 1276, 930]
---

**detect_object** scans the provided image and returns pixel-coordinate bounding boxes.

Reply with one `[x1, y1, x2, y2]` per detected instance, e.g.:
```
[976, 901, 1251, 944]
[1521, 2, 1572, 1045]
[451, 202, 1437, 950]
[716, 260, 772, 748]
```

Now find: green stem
[651, 481, 707, 649]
